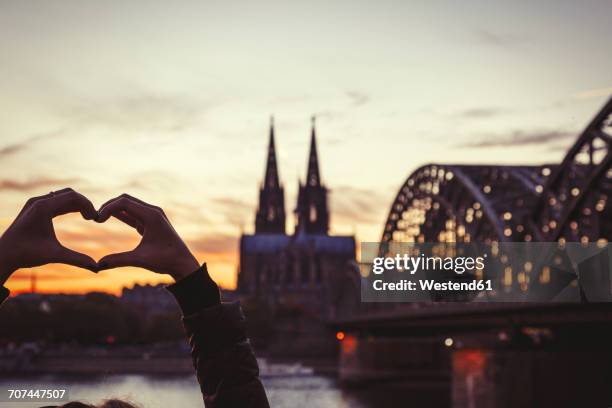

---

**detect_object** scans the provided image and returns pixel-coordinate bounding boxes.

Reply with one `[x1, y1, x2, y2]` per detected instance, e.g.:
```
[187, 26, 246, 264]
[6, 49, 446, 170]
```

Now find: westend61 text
[372, 279, 493, 291]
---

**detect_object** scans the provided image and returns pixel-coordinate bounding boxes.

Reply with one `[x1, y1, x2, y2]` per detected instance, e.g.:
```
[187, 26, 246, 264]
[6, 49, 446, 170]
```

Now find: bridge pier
[452, 349, 612, 408]
[338, 333, 451, 386]
[338, 333, 612, 407]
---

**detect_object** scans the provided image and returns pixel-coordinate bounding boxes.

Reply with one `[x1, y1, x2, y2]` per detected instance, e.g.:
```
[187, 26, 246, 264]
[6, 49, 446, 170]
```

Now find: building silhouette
[255, 117, 286, 234]
[295, 117, 330, 234]
[238, 117, 356, 322]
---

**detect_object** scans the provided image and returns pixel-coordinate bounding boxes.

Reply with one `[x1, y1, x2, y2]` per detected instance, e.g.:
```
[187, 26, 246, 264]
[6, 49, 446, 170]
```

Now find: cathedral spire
[306, 116, 321, 187]
[295, 116, 329, 234]
[255, 116, 286, 234]
[264, 116, 280, 189]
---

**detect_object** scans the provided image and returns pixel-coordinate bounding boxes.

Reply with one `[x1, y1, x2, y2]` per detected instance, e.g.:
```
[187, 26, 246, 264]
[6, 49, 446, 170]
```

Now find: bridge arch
[380, 99, 612, 247]
[532, 98, 612, 242]
[380, 164, 547, 245]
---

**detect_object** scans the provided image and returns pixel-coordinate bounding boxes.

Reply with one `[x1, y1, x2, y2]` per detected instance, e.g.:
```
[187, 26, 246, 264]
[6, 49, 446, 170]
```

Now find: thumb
[98, 251, 145, 271]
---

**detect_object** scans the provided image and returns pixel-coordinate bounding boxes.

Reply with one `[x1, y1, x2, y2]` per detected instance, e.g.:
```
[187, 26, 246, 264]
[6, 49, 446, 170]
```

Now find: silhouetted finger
[36, 189, 97, 220]
[113, 210, 145, 235]
[53, 245, 99, 272]
[99, 194, 168, 221]
[17, 188, 72, 218]
[98, 251, 146, 271]
[97, 196, 156, 224]
[119, 194, 169, 221]
[97, 195, 122, 212]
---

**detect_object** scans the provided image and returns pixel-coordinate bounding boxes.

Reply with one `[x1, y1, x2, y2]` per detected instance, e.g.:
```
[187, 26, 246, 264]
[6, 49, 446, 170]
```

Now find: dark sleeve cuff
[183, 302, 248, 357]
[0, 286, 9, 306]
[166, 263, 220, 315]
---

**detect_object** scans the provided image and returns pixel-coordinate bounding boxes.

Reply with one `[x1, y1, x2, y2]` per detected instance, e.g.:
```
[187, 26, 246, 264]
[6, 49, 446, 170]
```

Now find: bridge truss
[381, 98, 612, 247]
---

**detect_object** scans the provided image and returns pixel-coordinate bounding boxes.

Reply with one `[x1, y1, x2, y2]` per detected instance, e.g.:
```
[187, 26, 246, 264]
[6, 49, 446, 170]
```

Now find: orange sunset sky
[1, 1, 611, 294]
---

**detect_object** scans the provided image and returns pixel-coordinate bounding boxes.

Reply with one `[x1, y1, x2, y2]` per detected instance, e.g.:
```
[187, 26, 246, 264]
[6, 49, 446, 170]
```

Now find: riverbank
[0, 347, 337, 377]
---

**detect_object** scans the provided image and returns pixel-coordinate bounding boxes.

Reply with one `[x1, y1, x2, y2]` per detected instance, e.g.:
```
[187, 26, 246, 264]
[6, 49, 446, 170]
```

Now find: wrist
[0, 239, 17, 286]
[170, 253, 200, 282]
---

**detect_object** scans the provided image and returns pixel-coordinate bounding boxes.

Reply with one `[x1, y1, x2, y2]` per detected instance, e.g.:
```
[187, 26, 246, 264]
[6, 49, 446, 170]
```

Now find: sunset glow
[1, 0, 611, 294]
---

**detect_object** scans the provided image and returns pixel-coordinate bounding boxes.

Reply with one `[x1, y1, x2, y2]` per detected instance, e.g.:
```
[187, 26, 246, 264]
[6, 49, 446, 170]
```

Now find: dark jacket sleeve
[166, 266, 270, 408]
[0, 286, 8, 306]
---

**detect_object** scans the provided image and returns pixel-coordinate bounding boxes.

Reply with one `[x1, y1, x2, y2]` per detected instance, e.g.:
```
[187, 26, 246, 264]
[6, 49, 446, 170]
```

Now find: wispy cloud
[331, 186, 388, 224]
[0, 142, 26, 157]
[0, 132, 57, 158]
[346, 91, 370, 107]
[210, 196, 253, 228]
[474, 29, 524, 48]
[53, 218, 142, 259]
[212, 197, 252, 212]
[59, 93, 208, 135]
[165, 200, 215, 228]
[188, 234, 237, 261]
[574, 87, 612, 100]
[55, 226, 138, 249]
[315, 109, 343, 121]
[0, 177, 80, 192]
[460, 130, 575, 148]
[312, 91, 371, 122]
[455, 107, 507, 119]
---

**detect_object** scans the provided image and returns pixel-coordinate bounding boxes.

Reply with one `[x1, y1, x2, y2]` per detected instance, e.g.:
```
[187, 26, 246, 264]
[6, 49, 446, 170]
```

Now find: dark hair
[58, 400, 138, 408]
[99, 400, 139, 408]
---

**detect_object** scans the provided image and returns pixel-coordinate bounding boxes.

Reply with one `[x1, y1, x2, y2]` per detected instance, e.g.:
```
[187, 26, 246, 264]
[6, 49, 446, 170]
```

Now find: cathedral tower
[255, 117, 286, 234]
[295, 116, 329, 234]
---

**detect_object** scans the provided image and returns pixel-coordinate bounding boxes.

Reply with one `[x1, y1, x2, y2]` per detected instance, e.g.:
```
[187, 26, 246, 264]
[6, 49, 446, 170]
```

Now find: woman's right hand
[96, 194, 200, 282]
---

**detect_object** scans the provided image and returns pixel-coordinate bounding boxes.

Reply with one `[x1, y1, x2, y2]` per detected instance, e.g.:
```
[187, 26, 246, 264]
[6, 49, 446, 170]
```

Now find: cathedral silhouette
[238, 117, 356, 322]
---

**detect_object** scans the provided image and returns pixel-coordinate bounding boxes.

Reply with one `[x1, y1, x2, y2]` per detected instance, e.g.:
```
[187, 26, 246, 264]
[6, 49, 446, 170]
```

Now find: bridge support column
[452, 349, 612, 408]
[338, 333, 451, 384]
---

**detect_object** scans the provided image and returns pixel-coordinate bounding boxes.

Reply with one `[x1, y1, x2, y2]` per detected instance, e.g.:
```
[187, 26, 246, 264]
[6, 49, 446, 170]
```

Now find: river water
[0, 373, 442, 408]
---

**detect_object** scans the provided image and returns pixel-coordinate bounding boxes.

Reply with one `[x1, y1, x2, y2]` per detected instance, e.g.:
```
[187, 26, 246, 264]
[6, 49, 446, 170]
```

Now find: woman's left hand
[0, 188, 99, 285]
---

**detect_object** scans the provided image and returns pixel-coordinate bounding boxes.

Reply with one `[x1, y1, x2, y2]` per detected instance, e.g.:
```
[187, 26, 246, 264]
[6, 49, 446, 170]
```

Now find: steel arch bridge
[381, 98, 612, 247]
[333, 98, 612, 348]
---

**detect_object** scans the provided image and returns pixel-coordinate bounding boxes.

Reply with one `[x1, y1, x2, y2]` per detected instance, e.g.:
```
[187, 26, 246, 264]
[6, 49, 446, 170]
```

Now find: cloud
[164, 200, 216, 228]
[345, 91, 370, 107]
[1, 93, 207, 163]
[474, 29, 524, 48]
[188, 234, 236, 253]
[55, 227, 138, 248]
[187, 234, 237, 261]
[455, 108, 507, 119]
[460, 130, 575, 148]
[331, 186, 389, 224]
[0, 132, 58, 158]
[0, 142, 26, 157]
[210, 196, 254, 227]
[59, 93, 207, 135]
[574, 87, 612, 100]
[0, 177, 80, 192]
[212, 197, 252, 212]
[315, 109, 343, 121]
[53, 220, 142, 259]
[313, 91, 371, 122]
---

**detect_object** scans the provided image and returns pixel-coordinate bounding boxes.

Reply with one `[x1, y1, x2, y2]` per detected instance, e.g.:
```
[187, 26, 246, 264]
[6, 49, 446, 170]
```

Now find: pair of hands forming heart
[0, 189, 200, 287]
